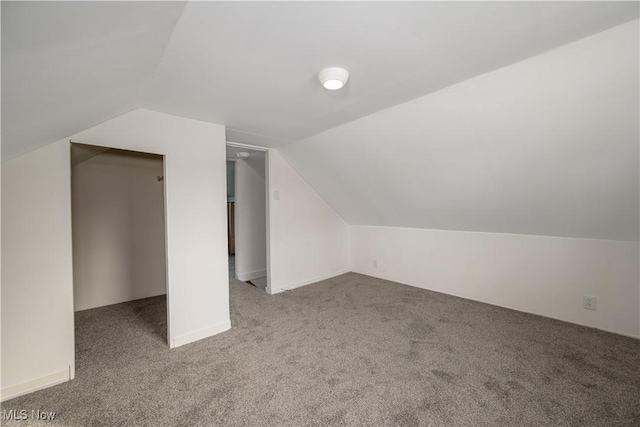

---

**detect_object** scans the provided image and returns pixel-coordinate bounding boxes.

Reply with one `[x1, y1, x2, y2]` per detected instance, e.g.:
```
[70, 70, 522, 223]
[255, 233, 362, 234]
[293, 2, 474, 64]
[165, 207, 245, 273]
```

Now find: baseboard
[237, 269, 267, 281]
[352, 269, 640, 340]
[170, 320, 231, 348]
[1, 368, 70, 402]
[268, 268, 351, 295]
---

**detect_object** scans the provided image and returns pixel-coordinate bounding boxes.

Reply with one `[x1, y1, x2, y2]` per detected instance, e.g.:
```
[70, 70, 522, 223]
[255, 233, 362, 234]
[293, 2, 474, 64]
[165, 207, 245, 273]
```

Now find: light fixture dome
[318, 67, 349, 90]
[236, 152, 250, 160]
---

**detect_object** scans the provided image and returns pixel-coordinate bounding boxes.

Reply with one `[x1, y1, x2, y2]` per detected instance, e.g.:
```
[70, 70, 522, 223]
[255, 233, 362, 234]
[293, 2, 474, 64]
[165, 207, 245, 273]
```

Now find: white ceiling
[280, 20, 639, 241]
[3, 1, 638, 159]
[226, 145, 266, 178]
[2, 1, 186, 159]
[3, 2, 638, 241]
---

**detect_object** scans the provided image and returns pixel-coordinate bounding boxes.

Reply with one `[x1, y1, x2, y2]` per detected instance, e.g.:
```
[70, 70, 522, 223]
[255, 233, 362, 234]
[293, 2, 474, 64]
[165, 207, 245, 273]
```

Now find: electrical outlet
[372, 259, 378, 268]
[583, 295, 596, 311]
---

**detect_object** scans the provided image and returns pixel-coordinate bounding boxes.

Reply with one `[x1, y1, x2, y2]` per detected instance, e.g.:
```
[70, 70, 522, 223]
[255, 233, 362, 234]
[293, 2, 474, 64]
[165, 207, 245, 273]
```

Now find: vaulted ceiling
[281, 20, 639, 241]
[2, 1, 186, 159]
[3, 2, 638, 241]
[3, 1, 638, 159]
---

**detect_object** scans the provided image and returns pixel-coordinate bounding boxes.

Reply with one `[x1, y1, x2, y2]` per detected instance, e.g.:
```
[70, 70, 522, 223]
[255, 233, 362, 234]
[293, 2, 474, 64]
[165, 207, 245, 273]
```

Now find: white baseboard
[170, 319, 231, 348]
[237, 269, 267, 281]
[1, 368, 70, 402]
[268, 269, 351, 295]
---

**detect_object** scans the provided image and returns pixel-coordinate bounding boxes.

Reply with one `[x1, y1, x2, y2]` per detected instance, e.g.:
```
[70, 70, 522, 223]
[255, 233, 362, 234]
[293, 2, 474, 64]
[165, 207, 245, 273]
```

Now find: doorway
[226, 143, 269, 291]
[70, 143, 169, 345]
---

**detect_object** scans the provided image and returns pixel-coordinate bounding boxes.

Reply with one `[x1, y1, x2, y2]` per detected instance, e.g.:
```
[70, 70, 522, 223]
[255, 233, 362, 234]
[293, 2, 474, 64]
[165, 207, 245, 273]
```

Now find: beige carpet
[2, 273, 639, 426]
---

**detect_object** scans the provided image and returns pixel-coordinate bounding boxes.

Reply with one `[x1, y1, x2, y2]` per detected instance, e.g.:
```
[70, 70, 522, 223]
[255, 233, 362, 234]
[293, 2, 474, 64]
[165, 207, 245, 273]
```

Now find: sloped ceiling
[280, 20, 640, 241]
[3, 1, 638, 159]
[2, 1, 186, 159]
[147, 1, 638, 148]
[2, 2, 638, 241]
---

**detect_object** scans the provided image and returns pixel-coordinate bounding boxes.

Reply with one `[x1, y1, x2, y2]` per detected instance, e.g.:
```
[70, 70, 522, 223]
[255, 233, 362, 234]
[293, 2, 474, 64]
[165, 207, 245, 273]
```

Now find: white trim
[237, 269, 267, 281]
[1, 369, 70, 402]
[226, 141, 269, 152]
[170, 320, 231, 348]
[351, 270, 640, 340]
[267, 269, 351, 295]
[163, 156, 172, 347]
[264, 150, 272, 294]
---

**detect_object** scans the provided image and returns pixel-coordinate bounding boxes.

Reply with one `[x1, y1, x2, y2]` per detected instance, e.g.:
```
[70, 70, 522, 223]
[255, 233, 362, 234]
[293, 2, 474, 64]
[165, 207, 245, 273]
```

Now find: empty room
[1, 2, 638, 426]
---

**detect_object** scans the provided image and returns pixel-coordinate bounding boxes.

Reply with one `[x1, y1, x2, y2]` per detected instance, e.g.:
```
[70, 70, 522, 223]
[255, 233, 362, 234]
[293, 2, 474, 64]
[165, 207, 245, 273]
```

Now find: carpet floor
[2, 273, 639, 426]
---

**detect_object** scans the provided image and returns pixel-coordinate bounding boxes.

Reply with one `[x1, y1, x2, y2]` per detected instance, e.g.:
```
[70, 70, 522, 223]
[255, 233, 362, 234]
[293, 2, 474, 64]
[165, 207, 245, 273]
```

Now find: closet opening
[71, 143, 169, 355]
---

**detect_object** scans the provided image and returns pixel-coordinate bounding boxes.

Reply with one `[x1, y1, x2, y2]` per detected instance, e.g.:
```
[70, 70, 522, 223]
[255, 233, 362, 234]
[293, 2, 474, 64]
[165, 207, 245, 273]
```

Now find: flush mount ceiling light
[318, 67, 349, 90]
[236, 152, 250, 160]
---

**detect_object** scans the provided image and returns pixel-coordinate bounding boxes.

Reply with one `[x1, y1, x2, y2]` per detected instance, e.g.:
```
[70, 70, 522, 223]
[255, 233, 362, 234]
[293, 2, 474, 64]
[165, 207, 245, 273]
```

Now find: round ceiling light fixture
[318, 67, 349, 90]
[236, 152, 250, 160]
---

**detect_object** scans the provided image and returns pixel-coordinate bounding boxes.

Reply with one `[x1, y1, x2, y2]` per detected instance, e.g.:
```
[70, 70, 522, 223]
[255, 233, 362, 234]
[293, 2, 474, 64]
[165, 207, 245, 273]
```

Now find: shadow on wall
[71, 143, 168, 314]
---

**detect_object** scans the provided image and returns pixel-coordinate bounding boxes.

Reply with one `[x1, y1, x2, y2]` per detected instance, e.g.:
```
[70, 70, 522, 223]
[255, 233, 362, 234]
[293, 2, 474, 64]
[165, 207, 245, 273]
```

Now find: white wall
[267, 150, 350, 293]
[1, 109, 229, 400]
[277, 20, 640, 339]
[2, 140, 75, 400]
[280, 20, 639, 242]
[234, 153, 267, 281]
[70, 109, 229, 348]
[352, 226, 640, 338]
[72, 150, 166, 311]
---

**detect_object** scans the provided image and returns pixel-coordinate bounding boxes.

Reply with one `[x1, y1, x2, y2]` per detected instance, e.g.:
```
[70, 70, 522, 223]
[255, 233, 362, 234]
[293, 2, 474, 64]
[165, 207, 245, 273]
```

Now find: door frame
[226, 141, 271, 292]
[69, 140, 172, 346]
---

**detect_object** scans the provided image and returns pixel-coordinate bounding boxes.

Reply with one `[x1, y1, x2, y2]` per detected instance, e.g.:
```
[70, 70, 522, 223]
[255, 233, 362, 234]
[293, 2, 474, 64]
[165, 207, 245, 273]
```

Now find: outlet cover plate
[583, 295, 596, 311]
